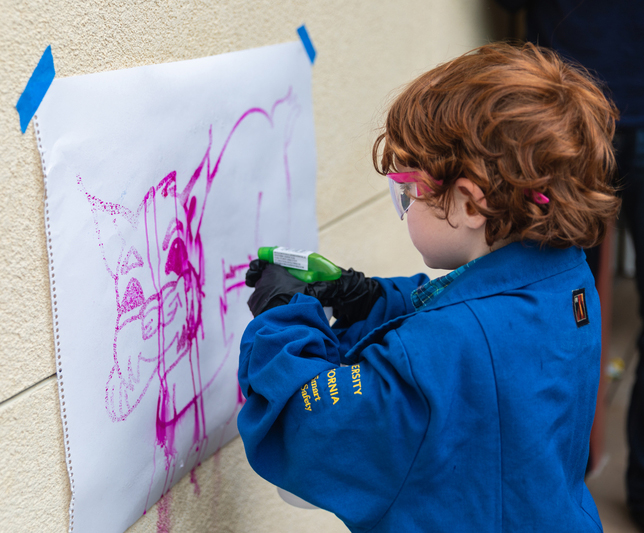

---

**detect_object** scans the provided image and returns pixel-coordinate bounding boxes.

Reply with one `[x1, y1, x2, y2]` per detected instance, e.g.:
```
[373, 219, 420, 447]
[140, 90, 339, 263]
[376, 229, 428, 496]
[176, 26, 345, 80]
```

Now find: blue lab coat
[238, 242, 603, 532]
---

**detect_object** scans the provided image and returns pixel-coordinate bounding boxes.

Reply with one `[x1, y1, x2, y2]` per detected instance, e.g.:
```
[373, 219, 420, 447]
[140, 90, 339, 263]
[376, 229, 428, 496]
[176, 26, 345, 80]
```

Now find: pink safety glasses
[388, 172, 549, 220]
[387, 172, 442, 220]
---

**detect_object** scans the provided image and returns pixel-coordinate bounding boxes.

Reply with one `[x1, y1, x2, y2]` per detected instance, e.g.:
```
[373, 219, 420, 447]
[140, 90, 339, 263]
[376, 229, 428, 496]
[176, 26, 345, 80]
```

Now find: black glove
[245, 259, 270, 288]
[246, 259, 381, 322]
[307, 268, 381, 324]
[246, 260, 308, 316]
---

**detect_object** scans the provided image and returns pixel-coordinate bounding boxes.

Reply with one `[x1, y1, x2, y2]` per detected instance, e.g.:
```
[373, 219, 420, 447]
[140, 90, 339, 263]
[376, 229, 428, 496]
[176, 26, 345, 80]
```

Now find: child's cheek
[406, 202, 461, 270]
[406, 203, 434, 264]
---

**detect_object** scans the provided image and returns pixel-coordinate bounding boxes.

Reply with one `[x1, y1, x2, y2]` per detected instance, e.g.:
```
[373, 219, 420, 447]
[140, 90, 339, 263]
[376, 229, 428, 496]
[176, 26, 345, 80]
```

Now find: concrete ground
[587, 275, 643, 532]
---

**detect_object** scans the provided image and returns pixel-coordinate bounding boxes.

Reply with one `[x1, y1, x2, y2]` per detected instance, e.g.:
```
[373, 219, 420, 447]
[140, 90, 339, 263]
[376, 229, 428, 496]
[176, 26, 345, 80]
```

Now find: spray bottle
[257, 246, 341, 282]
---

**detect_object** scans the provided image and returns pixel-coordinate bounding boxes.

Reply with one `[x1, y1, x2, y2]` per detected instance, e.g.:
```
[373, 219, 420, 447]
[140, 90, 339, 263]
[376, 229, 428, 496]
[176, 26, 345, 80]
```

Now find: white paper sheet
[35, 41, 317, 533]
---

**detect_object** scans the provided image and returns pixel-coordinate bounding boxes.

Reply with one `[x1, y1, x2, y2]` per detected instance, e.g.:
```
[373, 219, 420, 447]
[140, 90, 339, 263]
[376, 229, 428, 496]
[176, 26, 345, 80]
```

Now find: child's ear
[455, 177, 487, 230]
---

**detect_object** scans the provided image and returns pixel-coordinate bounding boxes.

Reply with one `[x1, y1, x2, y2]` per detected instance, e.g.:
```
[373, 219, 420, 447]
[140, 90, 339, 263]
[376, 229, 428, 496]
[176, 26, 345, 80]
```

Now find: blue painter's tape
[297, 25, 316, 65]
[16, 45, 56, 133]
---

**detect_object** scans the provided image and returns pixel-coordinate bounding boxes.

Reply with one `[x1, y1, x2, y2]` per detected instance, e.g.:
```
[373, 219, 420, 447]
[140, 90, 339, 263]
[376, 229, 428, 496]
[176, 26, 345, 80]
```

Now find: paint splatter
[157, 491, 172, 533]
[78, 88, 300, 515]
[190, 468, 201, 496]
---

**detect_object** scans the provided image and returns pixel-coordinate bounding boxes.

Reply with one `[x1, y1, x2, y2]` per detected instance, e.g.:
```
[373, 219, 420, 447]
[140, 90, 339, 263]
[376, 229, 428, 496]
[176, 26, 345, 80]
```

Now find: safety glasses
[388, 171, 549, 220]
[387, 172, 441, 220]
[387, 172, 418, 219]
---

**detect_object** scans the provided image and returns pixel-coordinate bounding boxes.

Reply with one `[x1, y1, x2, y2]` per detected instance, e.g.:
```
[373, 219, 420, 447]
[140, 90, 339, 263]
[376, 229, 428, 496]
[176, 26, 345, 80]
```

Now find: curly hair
[373, 42, 621, 248]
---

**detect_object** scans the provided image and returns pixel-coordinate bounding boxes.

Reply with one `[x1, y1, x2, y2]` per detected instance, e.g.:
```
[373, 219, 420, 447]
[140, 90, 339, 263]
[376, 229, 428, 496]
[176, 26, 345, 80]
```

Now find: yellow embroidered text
[311, 375, 321, 402]
[351, 364, 362, 395]
[301, 383, 312, 411]
[327, 369, 340, 405]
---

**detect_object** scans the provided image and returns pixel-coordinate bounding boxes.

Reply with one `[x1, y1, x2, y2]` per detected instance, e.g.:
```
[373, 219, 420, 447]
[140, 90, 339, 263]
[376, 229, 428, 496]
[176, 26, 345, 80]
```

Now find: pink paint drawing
[77, 88, 301, 513]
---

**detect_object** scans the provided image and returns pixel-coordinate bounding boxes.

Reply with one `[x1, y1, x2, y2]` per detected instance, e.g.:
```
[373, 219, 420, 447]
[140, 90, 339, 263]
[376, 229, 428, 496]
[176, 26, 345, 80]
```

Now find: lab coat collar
[419, 242, 588, 312]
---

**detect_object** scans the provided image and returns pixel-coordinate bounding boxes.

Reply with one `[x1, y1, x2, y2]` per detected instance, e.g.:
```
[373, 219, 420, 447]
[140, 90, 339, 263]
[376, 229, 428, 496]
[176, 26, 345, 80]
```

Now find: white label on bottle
[273, 247, 312, 270]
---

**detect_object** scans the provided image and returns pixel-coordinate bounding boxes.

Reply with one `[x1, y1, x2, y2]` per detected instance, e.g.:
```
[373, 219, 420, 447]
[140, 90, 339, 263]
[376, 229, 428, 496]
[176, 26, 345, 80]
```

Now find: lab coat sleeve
[238, 293, 430, 532]
[332, 273, 429, 360]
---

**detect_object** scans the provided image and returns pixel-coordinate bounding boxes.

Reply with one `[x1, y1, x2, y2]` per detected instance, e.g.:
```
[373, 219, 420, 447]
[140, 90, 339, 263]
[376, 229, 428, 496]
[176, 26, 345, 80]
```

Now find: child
[237, 43, 620, 532]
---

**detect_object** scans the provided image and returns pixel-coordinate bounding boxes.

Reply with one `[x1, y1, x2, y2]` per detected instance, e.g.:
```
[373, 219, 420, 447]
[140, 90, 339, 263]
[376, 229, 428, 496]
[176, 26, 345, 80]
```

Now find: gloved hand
[246, 260, 307, 317]
[306, 269, 381, 324]
[246, 259, 381, 322]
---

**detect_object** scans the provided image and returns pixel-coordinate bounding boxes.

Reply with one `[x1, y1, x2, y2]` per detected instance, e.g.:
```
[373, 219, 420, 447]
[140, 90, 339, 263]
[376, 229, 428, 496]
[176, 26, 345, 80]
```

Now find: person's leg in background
[618, 127, 644, 527]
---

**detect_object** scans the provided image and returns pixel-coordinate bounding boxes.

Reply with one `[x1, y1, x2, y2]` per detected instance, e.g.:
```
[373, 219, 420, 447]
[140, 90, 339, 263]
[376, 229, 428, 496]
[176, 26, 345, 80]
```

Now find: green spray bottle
[257, 246, 341, 283]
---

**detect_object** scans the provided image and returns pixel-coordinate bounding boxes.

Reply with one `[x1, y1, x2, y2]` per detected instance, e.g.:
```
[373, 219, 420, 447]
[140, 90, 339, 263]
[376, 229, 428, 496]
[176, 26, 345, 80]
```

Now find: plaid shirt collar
[411, 258, 480, 311]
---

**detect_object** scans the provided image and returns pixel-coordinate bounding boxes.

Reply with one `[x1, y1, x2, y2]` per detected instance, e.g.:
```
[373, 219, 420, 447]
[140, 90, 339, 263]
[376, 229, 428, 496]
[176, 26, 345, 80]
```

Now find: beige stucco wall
[0, 1, 507, 531]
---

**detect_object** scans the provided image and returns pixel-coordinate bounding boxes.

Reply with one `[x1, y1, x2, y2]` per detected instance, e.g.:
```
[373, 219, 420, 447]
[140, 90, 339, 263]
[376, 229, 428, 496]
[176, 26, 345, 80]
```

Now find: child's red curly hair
[373, 42, 621, 248]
